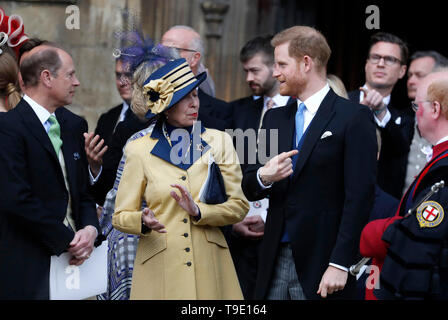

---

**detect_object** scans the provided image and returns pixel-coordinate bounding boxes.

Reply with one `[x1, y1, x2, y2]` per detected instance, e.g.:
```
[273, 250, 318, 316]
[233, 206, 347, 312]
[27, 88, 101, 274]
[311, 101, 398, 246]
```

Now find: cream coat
[112, 124, 249, 300]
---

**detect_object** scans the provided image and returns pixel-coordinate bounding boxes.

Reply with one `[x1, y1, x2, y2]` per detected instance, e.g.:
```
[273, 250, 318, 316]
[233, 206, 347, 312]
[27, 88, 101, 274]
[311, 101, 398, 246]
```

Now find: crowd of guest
[1, 5, 448, 301]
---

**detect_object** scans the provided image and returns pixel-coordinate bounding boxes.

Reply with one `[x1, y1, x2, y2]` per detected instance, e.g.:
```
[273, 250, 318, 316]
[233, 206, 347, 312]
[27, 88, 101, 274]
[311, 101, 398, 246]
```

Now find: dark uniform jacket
[361, 140, 448, 299]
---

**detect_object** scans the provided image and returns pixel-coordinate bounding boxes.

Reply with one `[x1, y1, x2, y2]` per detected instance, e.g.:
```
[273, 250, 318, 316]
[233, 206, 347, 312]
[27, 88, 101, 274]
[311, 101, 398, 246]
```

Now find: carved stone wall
[0, 0, 261, 130]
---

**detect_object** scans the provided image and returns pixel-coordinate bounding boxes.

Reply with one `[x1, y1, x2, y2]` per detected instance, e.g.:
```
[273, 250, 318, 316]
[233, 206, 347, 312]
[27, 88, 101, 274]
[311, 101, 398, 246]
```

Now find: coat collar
[150, 120, 211, 170]
[17, 99, 59, 161]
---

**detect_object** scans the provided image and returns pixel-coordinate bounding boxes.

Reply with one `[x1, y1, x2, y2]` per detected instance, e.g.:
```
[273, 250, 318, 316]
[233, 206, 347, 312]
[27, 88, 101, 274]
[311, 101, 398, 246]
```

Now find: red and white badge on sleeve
[416, 201, 444, 228]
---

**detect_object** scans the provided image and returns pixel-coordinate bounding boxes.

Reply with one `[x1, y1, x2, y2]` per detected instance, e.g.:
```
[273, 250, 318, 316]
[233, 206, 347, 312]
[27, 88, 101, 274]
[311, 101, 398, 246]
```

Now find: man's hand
[317, 265, 348, 298]
[68, 225, 97, 266]
[232, 215, 264, 240]
[359, 87, 387, 120]
[83, 132, 108, 177]
[259, 150, 298, 185]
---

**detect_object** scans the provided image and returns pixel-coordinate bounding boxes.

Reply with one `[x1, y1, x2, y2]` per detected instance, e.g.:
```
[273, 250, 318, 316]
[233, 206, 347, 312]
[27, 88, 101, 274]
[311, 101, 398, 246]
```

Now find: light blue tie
[295, 102, 306, 147]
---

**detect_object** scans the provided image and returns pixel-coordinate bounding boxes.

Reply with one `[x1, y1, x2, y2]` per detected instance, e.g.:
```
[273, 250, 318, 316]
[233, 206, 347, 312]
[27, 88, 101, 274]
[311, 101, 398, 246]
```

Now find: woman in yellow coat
[112, 49, 249, 300]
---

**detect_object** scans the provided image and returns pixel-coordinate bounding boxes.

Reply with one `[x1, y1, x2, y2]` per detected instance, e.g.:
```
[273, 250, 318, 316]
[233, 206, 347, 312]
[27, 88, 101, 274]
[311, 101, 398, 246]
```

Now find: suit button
[183, 218, 188, 223]
[186, 262, 192, 266]
[181, 176, 187, 181]
[183, 233, 188, 238]
[185, 247, 190, 252]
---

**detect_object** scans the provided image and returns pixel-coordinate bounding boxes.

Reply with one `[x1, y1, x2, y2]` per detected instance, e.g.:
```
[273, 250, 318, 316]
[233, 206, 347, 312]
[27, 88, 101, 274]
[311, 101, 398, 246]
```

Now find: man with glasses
[349, 32, 413, 199]
[402, 52, 448, 196]
[161, 25, 232, 131]
[360, 71, 448, 300]
[82, 54, 134, 182]
[94, 58, 133, 148]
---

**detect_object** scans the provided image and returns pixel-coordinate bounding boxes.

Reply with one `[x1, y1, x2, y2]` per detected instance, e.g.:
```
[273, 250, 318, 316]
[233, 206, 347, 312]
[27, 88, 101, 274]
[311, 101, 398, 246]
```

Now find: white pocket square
[320, 131, 333, 139]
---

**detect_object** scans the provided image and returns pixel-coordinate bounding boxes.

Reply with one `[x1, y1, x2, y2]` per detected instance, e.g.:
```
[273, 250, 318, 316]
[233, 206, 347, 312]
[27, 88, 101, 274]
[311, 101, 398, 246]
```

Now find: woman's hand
[142, 208, 166, 233]
[170, 184, 200, 217]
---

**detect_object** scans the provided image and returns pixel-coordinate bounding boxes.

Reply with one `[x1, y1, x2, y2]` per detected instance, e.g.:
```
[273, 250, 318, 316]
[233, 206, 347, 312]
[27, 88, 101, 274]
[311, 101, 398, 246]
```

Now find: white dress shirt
[257, 83, 330, 188]
[23, 95, 53, 130]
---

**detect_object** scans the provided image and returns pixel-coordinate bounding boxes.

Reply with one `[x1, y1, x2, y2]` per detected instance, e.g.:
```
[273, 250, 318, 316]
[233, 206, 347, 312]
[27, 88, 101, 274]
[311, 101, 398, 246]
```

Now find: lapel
[150, 120, 211, 171]
[17, 100, 59, 162]
[292, 89, 337, 181]
[278, 100, 297, 154]
[58, 108, 78, 193]
[251, 97, 264, 130]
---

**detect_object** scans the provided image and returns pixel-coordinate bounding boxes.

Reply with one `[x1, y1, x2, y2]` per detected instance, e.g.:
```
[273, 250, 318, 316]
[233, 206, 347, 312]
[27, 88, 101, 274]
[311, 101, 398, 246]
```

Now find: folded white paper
[50, 242, 107, 300]
[247, 198, 268, 222]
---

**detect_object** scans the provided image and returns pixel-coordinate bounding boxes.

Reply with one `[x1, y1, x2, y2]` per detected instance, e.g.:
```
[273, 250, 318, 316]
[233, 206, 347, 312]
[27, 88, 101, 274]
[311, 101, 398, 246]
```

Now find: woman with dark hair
[111, 41, 248, 300]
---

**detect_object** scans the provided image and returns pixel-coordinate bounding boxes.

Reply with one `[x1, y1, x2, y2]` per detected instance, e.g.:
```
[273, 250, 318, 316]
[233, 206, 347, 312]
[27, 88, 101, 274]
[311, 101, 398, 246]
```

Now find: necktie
[266, 98, 275, 110]
[295, 102, 306, 147]
[47, 115, 63, 155]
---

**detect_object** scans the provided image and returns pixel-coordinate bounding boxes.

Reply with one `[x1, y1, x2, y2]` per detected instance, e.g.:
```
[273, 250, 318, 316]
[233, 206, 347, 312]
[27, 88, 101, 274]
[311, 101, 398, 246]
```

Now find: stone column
[200, 0, 229, 81]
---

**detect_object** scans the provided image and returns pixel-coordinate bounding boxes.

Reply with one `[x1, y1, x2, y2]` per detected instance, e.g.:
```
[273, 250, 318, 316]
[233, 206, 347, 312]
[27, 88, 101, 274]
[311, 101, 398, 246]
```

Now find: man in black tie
[242, 26, 377, 299]
[0, 43, 102, 299]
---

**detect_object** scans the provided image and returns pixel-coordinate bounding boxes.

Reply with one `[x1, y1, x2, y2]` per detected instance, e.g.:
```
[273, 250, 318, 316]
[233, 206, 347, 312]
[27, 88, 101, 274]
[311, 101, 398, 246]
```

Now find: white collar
[23, 95, 53, 126]
[297, 83, 330, 114]
[122, 100, 130, 110]
[435, 135, 448, 146]
[263, 93, 290, 108]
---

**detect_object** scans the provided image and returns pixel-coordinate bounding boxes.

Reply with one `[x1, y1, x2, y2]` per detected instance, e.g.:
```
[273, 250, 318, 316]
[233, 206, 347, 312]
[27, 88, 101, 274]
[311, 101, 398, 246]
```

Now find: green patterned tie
[47, 115, 63, 155]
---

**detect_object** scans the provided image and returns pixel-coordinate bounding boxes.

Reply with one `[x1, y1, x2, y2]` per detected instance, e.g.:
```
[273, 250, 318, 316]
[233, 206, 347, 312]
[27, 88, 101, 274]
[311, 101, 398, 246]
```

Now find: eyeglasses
[411, 100, 433, 112]
[368, 54, 402, 66]
[164, 46, 197, 53]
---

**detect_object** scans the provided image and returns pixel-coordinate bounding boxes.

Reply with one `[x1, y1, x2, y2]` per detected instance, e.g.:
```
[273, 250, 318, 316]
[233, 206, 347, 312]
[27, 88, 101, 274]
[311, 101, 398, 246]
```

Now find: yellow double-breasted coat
[112, 122, 249, 300]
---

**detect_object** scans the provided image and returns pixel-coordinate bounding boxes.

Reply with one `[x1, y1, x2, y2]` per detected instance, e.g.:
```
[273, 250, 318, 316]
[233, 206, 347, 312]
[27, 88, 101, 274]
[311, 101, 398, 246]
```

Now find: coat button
[183, 218, 188, 223]
[186, 262, 192, 266]
[183, 233, 188, 238]
[185, 247, 190, 252]
[181, 176, 187, 181]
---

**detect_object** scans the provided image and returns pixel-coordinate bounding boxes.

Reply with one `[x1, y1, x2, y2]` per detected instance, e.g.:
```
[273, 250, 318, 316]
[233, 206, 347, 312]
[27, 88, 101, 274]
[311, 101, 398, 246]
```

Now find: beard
[249, 77, 278, 96]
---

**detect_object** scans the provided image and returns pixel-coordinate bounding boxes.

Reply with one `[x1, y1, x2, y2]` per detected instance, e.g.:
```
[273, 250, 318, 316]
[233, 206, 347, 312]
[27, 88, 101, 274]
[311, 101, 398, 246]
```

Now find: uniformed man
[360, 70, 448, 300]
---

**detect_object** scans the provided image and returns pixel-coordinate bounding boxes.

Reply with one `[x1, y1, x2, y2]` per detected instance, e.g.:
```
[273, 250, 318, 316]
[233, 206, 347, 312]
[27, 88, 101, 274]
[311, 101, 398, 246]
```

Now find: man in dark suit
[83, 52, 134, 182]
[348, 32, 414, 199]
[227, 35, 292, 299]
[0, 44, 102, 299]
[161, 25, 232, 130]
[242, 26, 377, 300]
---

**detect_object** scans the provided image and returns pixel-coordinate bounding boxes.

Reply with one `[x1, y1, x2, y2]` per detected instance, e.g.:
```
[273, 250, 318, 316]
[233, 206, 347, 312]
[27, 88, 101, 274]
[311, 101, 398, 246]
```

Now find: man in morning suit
[227, 34, 292, 299]
[241, 26, 377, 299]
[0, 44, 102, 299]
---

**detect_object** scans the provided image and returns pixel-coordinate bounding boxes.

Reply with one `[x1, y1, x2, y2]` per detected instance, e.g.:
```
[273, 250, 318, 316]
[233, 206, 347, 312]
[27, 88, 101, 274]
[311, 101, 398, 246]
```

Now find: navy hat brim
[145, 71, 207, 120]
